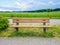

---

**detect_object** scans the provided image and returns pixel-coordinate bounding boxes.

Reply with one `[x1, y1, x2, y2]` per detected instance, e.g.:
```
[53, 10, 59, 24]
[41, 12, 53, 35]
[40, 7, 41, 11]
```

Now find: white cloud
[38, 2, 47, 5]
[53, 2, 60, 5]
[16, 2, 29, 9]
[0, 0, 60, 11]
[47, 1, 60, 5]
[0, 9, 13, 11]
[14, 0, 32, 10]
[48, 1, 54, 4]
[0, 4, 16, 9]
[37, 1, 60, 6]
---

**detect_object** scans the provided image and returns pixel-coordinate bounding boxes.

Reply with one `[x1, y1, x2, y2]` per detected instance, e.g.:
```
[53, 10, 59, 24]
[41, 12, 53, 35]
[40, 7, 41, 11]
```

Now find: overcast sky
[0, 0, 60, 11]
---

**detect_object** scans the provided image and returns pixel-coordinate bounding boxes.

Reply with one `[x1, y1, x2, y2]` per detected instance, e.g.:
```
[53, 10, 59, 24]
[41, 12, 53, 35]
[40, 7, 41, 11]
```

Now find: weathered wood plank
[12, 18, 50, 23]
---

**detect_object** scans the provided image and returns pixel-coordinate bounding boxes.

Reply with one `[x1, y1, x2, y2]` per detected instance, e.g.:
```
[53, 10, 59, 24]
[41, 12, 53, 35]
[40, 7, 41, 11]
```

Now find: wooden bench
[10, 18, 51, 32]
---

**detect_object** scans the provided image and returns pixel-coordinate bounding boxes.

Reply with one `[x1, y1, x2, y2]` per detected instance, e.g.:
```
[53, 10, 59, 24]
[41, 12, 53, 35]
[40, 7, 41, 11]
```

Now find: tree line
[23, 8, 60, 12]
[0, 8, 60, 13]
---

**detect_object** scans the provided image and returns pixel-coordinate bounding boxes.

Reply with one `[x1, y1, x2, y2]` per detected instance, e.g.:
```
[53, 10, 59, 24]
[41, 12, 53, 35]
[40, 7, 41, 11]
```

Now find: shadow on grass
[8, 31, 54, 37]
[39, 32, 54, 37]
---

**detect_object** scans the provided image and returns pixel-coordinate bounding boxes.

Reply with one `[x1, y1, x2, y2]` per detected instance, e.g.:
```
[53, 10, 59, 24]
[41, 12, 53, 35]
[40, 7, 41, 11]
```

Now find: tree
[0, 17, 9, 31]
[46, 8, 52, 12]
[53, 8, 60, 11]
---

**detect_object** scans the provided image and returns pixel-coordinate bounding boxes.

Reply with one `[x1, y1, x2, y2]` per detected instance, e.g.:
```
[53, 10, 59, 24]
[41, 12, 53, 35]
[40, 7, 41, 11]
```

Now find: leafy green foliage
[0, 17, 9, 31]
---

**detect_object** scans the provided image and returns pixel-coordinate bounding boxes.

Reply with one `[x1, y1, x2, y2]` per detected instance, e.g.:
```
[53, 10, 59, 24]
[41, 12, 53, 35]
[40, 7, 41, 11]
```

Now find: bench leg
[15, 28, 19, 32]
[43, 22, 46, 33]
[43, 28, 46, 33]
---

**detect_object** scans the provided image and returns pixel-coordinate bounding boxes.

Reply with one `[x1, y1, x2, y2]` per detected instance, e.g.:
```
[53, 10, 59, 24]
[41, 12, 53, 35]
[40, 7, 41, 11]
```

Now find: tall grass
[0, 11, 60, 19]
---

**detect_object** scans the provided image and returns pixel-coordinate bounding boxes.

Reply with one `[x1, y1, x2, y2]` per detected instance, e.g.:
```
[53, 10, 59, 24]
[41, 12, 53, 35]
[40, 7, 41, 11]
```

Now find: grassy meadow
[0, 11, 60, 37]
[0, 11, 60, 19]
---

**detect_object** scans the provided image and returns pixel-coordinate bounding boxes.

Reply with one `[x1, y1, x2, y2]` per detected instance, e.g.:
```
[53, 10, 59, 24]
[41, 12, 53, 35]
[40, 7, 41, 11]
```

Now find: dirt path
[0, 37, 60, 45]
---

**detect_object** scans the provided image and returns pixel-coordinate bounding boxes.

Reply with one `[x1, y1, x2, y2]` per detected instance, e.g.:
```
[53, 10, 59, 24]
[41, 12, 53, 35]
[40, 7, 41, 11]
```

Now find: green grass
[0, 11, 60, 19]
[0, 27, 60, 38]
[0, 11, 60, 37]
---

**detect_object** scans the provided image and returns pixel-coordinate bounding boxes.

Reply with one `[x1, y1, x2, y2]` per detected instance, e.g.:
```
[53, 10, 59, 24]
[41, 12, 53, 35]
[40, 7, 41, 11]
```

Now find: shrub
[0, 17, 9, 31]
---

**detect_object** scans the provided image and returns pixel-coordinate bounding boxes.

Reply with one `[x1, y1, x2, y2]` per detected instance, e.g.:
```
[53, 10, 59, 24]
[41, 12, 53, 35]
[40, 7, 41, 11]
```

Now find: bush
[0, 17, 9, 31]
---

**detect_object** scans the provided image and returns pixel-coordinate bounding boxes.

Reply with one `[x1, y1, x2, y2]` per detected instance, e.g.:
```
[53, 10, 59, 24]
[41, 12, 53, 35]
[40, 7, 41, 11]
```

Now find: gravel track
[0, 37, 60, 45]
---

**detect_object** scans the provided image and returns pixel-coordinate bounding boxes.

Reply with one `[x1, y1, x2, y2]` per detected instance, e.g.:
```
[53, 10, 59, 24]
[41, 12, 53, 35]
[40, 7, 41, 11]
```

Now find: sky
[0, 0, 60, 11]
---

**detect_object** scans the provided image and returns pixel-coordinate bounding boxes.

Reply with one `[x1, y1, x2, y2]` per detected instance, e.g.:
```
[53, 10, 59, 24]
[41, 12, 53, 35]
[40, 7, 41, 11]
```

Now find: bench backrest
[12, 18, 50, 23]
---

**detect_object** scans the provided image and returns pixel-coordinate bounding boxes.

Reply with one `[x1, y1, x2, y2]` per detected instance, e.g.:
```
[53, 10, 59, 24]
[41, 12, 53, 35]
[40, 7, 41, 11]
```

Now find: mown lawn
[0, 11, 60, 19]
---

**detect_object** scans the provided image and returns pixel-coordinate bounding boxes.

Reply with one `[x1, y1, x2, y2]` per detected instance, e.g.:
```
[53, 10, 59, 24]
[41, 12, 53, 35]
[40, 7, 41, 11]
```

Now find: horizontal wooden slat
[13, 18, 50, 23]
[9, 26, 52, 28]
[9, 25, 52, 28]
